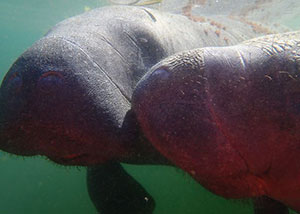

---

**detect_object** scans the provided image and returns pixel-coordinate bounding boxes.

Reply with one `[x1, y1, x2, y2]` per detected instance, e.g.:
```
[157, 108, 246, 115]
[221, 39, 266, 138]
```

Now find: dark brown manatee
[132, 31, 300, 213]
[0, 5, 271, 214]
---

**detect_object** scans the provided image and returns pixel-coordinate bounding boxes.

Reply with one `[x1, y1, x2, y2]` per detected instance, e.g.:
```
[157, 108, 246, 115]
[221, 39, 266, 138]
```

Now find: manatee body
[0, 6, 258, 164]
[0, 5, 267, 214]
[132, 31, 300, 213]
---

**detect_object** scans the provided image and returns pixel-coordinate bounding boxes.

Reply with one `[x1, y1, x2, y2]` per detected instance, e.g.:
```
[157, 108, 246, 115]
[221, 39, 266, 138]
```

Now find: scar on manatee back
[142, 8, 157, 22]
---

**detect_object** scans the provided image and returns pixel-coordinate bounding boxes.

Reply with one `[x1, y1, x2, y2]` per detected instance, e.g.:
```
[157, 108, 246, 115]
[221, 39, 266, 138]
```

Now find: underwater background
[0, 0, 299, 213]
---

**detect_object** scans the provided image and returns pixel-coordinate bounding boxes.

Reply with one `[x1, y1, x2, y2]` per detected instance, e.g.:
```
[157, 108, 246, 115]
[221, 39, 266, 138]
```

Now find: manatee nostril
[37, 71, 64, 93]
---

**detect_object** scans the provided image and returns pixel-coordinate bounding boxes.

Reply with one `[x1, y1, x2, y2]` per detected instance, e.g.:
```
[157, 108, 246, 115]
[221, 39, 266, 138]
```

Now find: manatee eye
[37, 71, 64, 93]
[151, 68, 170, 80]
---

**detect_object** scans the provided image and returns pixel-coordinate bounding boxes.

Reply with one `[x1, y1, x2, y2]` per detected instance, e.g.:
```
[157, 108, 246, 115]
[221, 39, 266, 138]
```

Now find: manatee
[0, 5, 271, 214]
[132, 31, 300, 213]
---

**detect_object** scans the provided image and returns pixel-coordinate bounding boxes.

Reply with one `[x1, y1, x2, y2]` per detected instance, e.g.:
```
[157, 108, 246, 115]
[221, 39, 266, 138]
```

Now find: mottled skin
[132, 31, 300, 213]
[0, 5, 275, 214]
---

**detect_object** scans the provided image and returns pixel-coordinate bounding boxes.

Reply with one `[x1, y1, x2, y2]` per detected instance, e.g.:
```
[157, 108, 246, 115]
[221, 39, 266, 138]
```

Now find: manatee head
[132, 44, 300, 200]
[131, 49, 245, 197]
[0, 37, 134, 165]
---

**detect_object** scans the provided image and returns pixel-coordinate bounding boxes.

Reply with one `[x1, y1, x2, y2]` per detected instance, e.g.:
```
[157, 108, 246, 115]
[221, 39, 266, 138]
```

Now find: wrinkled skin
[0, 5, 279, 214]
[132, 31, 300, 213]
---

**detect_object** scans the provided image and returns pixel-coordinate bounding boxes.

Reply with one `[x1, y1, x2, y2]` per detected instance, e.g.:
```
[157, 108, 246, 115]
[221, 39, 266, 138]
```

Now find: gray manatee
[132, 31, 300, 213]
[0, 5, 272, 214]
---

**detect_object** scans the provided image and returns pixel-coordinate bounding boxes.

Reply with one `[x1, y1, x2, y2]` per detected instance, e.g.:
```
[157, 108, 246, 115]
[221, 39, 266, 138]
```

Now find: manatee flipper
[253, 196, 289, 214]
[87, 162, 154, 214]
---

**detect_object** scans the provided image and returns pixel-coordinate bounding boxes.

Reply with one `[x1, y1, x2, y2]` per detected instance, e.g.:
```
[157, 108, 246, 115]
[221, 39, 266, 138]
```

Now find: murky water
[0, 0, 298, 213]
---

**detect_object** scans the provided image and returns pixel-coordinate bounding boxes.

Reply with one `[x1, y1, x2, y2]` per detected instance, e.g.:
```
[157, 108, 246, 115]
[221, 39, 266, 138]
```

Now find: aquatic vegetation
[84, 6, 92, 11]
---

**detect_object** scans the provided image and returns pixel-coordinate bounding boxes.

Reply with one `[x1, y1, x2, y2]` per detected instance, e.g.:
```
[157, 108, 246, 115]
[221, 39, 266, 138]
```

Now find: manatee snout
[0, 67, 29, 154]
[0, 37, 130, 165]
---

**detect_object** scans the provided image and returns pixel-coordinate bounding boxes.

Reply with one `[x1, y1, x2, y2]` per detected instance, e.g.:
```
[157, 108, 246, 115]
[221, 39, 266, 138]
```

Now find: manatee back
[45, 6, 262, 100]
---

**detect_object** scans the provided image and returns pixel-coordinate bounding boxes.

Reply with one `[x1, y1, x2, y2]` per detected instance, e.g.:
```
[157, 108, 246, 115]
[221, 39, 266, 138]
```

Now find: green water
[0, 0, 280, 213]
